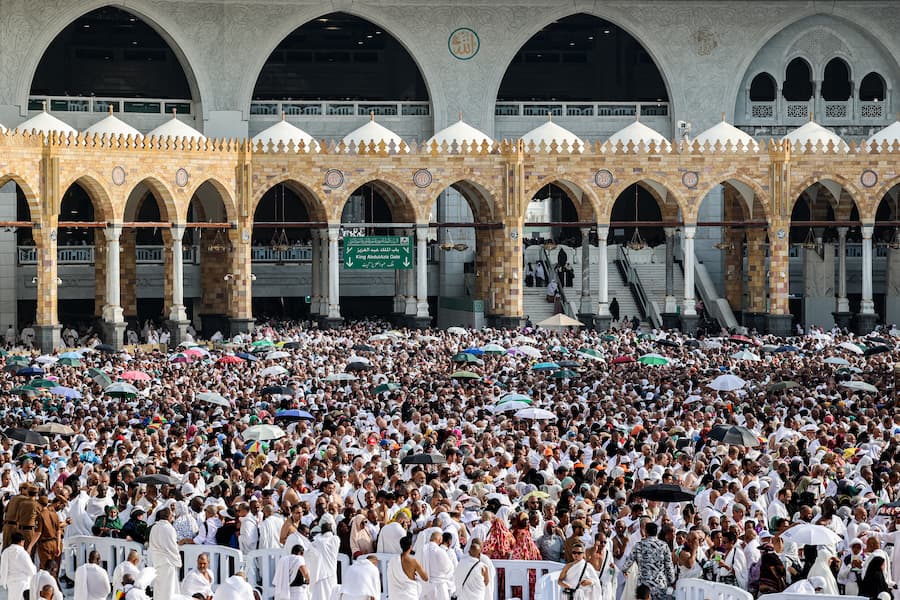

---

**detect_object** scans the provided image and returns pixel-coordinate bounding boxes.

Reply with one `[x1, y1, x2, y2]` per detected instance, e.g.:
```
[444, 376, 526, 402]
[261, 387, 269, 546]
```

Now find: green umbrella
[577, 348, 604, 361]
[638, 353, 670, 366]
[374, 382, 402, 394]
[767, 380, 800, 392]
[10, 386, 37, 397]
[251, 340, 275, 348]
[6, 356, 29, 366]
[452, 353, 482, 364]
[104, 382, 139, 398]
[497, 393, 533, 404]
[481, 344, 506, 355]
[29, 378, 57, 389]
[57, 357, 82, 367]
[601, 334, 616, 342]
[550, 369, 579, 379]
[450, 371, 481, 380]
[638, 333, 654, 340]
[87, 368, 113, 388]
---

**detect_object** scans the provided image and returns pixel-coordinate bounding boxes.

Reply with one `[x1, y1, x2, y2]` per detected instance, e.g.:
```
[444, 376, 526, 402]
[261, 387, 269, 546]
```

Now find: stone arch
[58, 174, 114, 222]
[822, 56, 853, 101]
[605, 177, 685, 223]
[692, 175, 771, 224]
[788, 174, 863, 218]
[185, 178, 236, 224]
[489, 9, 675, 114]
[123, 176, 177, 223]
[241, 9, 436, 121]
[0, 174, 40, 220]
[522, 177, 600, 224]
[338, 178, 416, 224]
[19, 2, 208, 121]
[430, 179, 497, 223]
[251, 177, 327, 223]
[859, 71, 887, 101]
[749, 72, 778, 102]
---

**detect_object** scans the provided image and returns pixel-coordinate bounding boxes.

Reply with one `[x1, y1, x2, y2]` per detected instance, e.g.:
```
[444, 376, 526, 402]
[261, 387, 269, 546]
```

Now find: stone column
[324, 225, 342, 326]
[404, 228, 417, 317]
[662, 227, 679, 329]
[766, 225, 793, 337]
[310, 230, 321, 316]
[319, 229, 329, 318]
[34, 225, 61, 352]
[166, 224, 190, 345]
[595, 225, 611, 330]
[833, 226, 852, 329]
[227, 227, 255, 335]
[0, 183, 18, 331]
[886, 236, 900, 327]
[745, 228, 768, 332]
[856, 224, 878, 333]
[413, 226, 430, 327]
[101, 224, 126, 348]
[577, 228, 594, 326]
[681, 225, 698, 334]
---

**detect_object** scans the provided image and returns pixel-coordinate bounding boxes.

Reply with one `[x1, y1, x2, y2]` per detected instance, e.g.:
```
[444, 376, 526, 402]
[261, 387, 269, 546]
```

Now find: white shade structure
[427, 117, 492, 151]
[342, 114, 407, 151]
[0, 122, 6, 133]
[84, 107, 142, 138]
[606, 120, 670, 152]
[252, 114, 319, 152]
[147, 113, 205, 141]
[693, 119, 758, 151]
[16, 105, 76, 136]
[521, 118, 584, 152]
[782, 120, 846, 151]
[866, 120, 900, 150]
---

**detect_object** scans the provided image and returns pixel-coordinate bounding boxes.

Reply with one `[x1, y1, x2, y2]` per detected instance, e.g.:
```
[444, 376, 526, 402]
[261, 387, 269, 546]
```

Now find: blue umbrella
[16, 367, 44, 377]
[236, 352, 259, 362]
[463, 347, 485, 356]
[532, 362, 560, 371]
[275, 409, 315, 421]
[59, 351, 84, 359]
[49, 386, 82, 400]
[775, 345, 800, 353]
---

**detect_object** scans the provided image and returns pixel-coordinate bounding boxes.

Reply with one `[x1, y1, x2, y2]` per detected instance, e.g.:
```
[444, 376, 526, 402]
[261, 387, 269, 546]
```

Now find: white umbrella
[325, 373, 358, 382]
[369, 334, 391, 341]
[731, 350, 760, 361]
[489, 400, 532, 413]
[346, 355, 370, 365]
[36, 355, 58, 364]
[839, 341, 864, 355]
[702, 339, 724, 350]
[260, 365, 288, 377]
[196, 391, 230, 407]
[242, 424, 287, 441]
[486, 492, 512, 506]
[515, 336, 538, 345]
[823, 357, 850, 366]
[447, 327, 468, 336]
[708, 374, 747, 391]
[514, 407, 556, 420]
[265, 350, 291, 360]
[780, 523, 841, 546]
[840, 380, 878, 393]
[517, 345, 543, 359]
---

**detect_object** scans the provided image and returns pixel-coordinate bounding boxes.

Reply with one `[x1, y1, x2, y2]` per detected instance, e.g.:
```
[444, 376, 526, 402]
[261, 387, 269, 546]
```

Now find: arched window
[32, 6, 192, 99]
[782, 58, 813, 101]
[749, 72, 776, 101]
[822, 57, 851, 101]
[859, 72, 886, 101]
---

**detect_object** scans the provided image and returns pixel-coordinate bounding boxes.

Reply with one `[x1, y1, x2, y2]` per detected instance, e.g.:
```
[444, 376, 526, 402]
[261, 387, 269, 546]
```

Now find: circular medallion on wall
[413, 169, 433, 188]
[324, 169, 344, 189]
[594, 169, 613, 188]
[448, 28, 480, 60]
[510, 230, 519, 240]
[49, 230, 57, 242]
[241, 230, 250, 244]
[175, 168, 189, 188]
[111, 166, 126, 186]
[682, 171, 699, 189]
[777, 229, 786, 239]
[860, 169, 878, 188]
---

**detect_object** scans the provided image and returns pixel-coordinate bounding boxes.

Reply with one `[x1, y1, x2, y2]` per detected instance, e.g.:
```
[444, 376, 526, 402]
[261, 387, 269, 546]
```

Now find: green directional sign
[343, 236, 413, 270]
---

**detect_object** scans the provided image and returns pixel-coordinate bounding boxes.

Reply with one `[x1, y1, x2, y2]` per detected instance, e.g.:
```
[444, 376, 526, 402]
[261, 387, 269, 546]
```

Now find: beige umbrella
[537, 314, 584, 328]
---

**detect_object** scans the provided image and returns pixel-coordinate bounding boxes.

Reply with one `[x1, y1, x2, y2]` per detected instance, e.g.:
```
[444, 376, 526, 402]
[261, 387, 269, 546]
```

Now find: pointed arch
[339, 178, 416, 224]
[431, 179, 497, 223]
[693, 175, 770, 224]
[0, 174, 40, 220]
[523, 177, 600, 223]
[124, 176, 177, 223]
[186, 178, 236, 224]
[58, 174, 114, 222]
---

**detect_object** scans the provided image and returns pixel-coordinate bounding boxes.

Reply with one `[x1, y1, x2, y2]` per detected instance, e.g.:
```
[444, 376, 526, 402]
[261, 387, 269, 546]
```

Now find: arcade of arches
[3, 129, 900, 351]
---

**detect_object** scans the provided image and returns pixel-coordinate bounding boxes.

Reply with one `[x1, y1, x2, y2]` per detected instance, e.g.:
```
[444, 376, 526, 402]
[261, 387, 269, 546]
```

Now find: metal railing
[18, 245, 197, 265]
[616, 246, 661, 328]
[250, 245, 312, 262]
[249, 100, 430, 117]
[28, 95, 192, 115]
[495, 100, 669, 117]
[745, 97, 889, 124]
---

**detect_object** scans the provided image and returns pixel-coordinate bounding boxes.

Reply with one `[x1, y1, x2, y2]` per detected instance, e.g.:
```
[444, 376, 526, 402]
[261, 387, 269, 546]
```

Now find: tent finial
[108, 105, 114, 116]
[809, 111, 813, 122]
[41, 101, 47, 112]
[458, 111, 463, 122]
[370, 111, 375, 121]
[281, 111, 286, 122]
[173, 107, 178, 118]
[721, 112, 726, 122]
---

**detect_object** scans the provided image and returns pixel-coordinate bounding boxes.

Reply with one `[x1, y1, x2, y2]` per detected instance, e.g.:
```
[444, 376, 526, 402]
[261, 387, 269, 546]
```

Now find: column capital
[580, 226, 591, 235]
[415, 224, 429, 240]
[837, 226, 849, 238]
[682, 224, 697, 239]
[861, 224, 875, 239]
[664, 227, 677, 237]
[327, 225, 341, 242]
[104, 223, 123, 242]
[170, 223, 186, 241]
[596, 224, 609, 242]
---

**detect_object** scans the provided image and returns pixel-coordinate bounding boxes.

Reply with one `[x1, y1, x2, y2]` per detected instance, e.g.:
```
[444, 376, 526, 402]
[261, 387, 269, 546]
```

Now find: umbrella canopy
[612, 356, 635, 364]
[324, 372, 357, 382]
[638, 353, 670, 366]
[400, 453, 447, 465]
[558, 360, 580, 368]
[489, 400, 532, 413]
[373, 382, 402, 394]
[522, 490, 550, 502]
[729, 334, 755, 344]
[169, 353, 191, 364]
[550, 369, 579, 379]
[515, 336, 538, 345]
[515, 346, 543, 359]
[261, 385, 293, 396]
[839, 341, 865, 355]
[537, 313, 584, 328]
[275, 409, 315, 421]
[33, 423, 74, 436]
[4, 428, 47, 446]
[655, 339, 680, 348]
[217, 355, 244, 365]
[498, 393, 533, 404]
[235, 352, 257, 362]
[17, 366, 44, 377]
[840, 380, 878, 393]
[59, 351, 83, 359]
[708, 374, 747, 391]
[450, 371, 481, 380]
[29, 378, 57, 389]
[134, 474, 181, 486]
[95, 344, 116, 353]
[35, 355, 58, 364]
[346, 362, 372, 372]
[49, 386, 82, 399]
[708, 425, 759, 446]
[251, 340, 275, 348]
[767, 380, 800, 392]
[576, 348, 604, 361]
[87, 368, 112, 387]
[282, 341, 303, 350]
[265, 350, 291, 360]
[57, 357, 82, 367]
[463, 347, 485, 356]
[352, 344, 376, 353]
[779, 523, 841, 546]
[104, 382, 139, 398]
[120, 370, 151, 382]
[6, 356, 29, 366]
[243, 424, 287, 441]
[633, 484, 696, 503]
[261, 365, 289, 377]
[532, 362, 560, 371]
[447, 326, 468, 335]
[823, 356, 850, 366]
[452, 352, 482, 364]
[864, 345, 892, 357]
[481, 344, 506, 355]
[514, 407, 556, 420]
[196, 391, 230, 407]
[731, 350, 761, 361]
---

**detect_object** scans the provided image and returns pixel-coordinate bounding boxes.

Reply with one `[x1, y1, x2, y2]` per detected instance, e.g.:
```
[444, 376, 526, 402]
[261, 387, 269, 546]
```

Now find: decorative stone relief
[594, 170, 613, 188]
[111, 166, 126, 186]
[413, 169, 433, 188]
[692, 28, 718, 56]
[860, 169, 878, 188]
[175, 168, 189, 188]
[324, 169, 344, 189]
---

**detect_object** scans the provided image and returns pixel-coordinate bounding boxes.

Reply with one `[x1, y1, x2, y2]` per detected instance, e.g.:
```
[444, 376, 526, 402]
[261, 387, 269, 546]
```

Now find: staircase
[631, 261, 685, 317]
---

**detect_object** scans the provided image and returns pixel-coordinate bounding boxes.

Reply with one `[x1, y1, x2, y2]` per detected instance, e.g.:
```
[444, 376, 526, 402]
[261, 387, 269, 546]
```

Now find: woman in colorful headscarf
[482, 516, 515, 559]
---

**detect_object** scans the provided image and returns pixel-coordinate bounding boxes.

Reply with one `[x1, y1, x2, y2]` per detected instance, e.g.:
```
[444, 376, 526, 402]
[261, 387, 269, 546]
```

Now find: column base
[228, 317, 255, 335]
[101, 321, 127, 350]
[166, 319, 191, 347]
[318, 316, 344, 330]
[593, 315, 612, 332]
[486, 315, 524, 329]
[832, 311, 853, 331]
[680, 315, 698, 335]
[854, 312, 879, 335]
[661, 312, 680, 330]
[34, 324, 62, 353]
[577, 313, 596, 329]
[406, 316, 432, 330]
[746, 312, 767, 334]
[766, 313, 794, 337]
[390, 312, 407, 327]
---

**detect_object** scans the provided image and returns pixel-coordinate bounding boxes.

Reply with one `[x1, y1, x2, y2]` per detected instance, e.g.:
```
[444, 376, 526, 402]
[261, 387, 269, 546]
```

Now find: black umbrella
[634, 484, 696, 503]
[400, 453, 447, 466]
[261, 385, 293, 396]
[708, 425, 759, 447]
[864, 345, 892, 357]
[95, 344, 116, 353]
[352, 344, 376, 353]
[3, 428, 47, 446]
[867, 336, 891, 345]
[135, 474, 181, 486]
[684, 340, 701, 348]
[282, 342, 302, 350]
[655, 339, 680, 348]
[346, 361, 372, 372]
[558, 360, 580, 368]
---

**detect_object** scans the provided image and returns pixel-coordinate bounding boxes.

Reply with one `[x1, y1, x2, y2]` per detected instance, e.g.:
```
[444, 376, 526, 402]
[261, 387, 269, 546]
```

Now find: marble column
[415, 226, 430, 323]
[326, 226, 342, 322]
[310, 230, 321, 315]
[664, 227, 676, 313]
[101, 224, 126, 348]
[595, 225, 611, 330]
[682, 225, 697, 316]
[578, 228, 593, 318]
[860, 224, 874, 315]
[166, 225, 190, 346]
[404, 228, 417, 316]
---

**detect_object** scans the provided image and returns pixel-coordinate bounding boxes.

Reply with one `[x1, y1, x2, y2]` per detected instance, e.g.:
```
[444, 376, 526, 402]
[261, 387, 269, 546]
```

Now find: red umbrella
[120, 370, 151, 381]
[729, 334, 760, 346]
[612, 356, 635, 364]
[217, 355, 244, 365]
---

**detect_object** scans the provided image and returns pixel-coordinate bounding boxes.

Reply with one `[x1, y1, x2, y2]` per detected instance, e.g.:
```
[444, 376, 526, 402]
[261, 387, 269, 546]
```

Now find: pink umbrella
[184, 348, 206, 357]
[120, 370, 151, 381]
